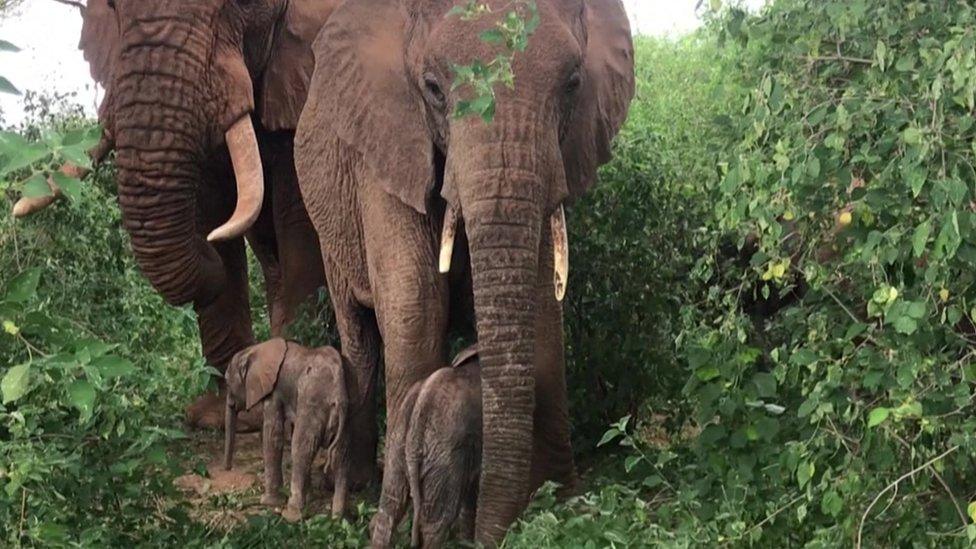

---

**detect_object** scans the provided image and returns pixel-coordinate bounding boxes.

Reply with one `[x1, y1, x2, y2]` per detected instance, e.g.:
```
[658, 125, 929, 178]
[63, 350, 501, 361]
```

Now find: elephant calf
[372, 347, 482, 548]
[224, 338, 349, 522]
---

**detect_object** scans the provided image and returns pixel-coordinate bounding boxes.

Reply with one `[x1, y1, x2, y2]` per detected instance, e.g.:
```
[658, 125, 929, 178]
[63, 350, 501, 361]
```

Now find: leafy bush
[589, 1, 976, 546]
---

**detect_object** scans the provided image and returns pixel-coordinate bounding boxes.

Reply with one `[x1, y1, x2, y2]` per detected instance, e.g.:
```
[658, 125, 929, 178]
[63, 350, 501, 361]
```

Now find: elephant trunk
[112, 14, 262, 307]
[114, 86, 227, 307]
[467, 201, 540, 544]
[453, 126, 549, 543]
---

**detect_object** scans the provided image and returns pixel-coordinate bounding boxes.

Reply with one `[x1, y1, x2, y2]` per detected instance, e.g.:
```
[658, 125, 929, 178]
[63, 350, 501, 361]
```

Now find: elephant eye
[564, 68, 582, 96]
[424, 74, 446, 109]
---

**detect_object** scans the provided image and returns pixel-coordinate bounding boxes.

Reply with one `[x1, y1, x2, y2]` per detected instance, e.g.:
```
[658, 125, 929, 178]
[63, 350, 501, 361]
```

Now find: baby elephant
[372, 347, 482, 549]
[224, 338, 349, 522]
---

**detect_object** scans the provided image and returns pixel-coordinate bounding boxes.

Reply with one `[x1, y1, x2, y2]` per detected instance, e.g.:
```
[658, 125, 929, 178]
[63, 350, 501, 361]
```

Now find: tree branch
[48, 0, 84, 12]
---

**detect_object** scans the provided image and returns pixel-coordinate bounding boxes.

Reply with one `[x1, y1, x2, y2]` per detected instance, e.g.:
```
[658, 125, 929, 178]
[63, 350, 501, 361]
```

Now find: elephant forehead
[427, 0, 582, 83]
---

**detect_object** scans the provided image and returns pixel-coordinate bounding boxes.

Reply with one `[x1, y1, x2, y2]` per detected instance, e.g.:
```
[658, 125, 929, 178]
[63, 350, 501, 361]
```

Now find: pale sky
[0, 0, 765, 125]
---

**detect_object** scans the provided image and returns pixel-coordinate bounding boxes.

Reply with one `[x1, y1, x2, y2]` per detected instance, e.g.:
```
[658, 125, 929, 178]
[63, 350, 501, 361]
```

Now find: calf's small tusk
[439, 204, 459, 274]
[551, 205, 569, 302]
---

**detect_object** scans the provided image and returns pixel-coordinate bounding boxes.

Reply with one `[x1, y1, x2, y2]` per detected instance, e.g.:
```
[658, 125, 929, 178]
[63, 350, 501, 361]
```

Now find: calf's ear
[244, 338, 288, 410]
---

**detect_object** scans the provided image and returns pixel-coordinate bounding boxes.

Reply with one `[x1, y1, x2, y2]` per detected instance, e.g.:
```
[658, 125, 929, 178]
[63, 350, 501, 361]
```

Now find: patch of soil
[173, 430, 341, 529]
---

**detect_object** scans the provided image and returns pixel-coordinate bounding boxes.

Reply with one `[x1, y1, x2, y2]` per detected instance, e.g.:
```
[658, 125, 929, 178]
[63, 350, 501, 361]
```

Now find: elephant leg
[261, 399, 287, 506]
[269, 152, 326, 337]
[529, 231, 577, 494]
[361, 182, 449, 546]
[284, 412, 323, 522]
[185, 233, 258, 431]
[328, 273, 382, 489]
[370, 384, 420, 548]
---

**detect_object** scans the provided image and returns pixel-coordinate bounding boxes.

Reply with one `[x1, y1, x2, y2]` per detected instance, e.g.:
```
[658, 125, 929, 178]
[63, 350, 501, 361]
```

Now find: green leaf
[1, 364, 31, 404]
[92, 355, 136, 379]
[21, 173, 54, 198]
[796, 461, 814, 488]
[0, 75, 20, 96]
[0, 40, 20, 52]
[51, 172, 83, 203]
[867, 407, 890, 428]
[624, 455, 641, 473]
[912, 221, 931, 257]
[597, 428, 621, 447]
[892, 315, 918, 335]
[821, 490, 843, 517]
[967, 501, 976, 523]
[479, 29, 505, 44]
[5, 268, 41, 303]
[67, 380, 96, 422]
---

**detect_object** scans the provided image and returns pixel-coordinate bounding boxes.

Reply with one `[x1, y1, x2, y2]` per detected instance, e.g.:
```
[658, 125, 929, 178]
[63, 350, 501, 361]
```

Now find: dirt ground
[172, 430, 344, 530]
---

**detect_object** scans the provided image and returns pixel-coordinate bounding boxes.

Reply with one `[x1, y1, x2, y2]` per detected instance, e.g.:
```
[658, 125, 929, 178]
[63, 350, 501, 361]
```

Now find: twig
[48, 0, 85, 11]
[18, 488, 27, 544]
[735, 494, 804, 542]
[807, 55, 875, 65]
[929, 465, 967, 528]
[856, 445, 960, 549]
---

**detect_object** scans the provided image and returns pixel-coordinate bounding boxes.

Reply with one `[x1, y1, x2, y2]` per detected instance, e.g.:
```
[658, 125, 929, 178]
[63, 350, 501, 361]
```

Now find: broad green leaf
[597, 428, 621, 447]
[867, 407, 890, 427]
[912, 221, 931, 257]
[796, 461, 814, 488]
[92, 355, 136, 379]
[0, 40, 20, 52]
[5, 268, 41, 303]
[967, 501, 976, 523]
[892, 315, 917, 335]
[1, 364, 30, 404]
[624, 455, 641, 473]
[67, 380, 96, 422]
[51, 172, 83, 203]
[21, 173, 53, 198]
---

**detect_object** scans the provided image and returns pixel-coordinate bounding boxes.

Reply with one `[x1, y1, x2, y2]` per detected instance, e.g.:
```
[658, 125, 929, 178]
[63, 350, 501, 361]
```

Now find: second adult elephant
[20, 0, 340, 429]
[295, 0, 634, 543]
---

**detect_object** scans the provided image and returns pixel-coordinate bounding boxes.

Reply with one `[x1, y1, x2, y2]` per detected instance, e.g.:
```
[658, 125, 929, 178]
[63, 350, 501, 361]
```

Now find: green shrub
[593, 1, 976, 546]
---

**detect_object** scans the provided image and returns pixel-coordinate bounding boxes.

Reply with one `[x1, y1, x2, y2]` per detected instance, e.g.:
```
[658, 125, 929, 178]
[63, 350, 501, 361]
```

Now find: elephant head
[299, 0, 633, 541]
[223, 337, 287, 470]
[77, 0, 335, 307]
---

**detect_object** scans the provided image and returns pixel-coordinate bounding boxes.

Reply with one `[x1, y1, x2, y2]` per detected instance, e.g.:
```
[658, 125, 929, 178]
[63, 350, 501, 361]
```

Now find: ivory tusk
[551, 205, 569, 302]
[439, 204, 459, 274]
[207, 115, 265, 243]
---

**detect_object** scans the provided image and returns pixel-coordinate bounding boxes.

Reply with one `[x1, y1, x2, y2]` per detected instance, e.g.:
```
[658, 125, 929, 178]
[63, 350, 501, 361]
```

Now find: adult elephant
[295, 0, 634, 543]
[15, 0, 338, 429]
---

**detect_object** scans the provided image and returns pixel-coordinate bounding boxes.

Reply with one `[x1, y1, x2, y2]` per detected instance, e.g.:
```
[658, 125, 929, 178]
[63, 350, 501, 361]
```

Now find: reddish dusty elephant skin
[371, 353, 483, 549]
[295, 0, 635, 543]
[71, 1, 340, 431]
[224, 340, 351, 522]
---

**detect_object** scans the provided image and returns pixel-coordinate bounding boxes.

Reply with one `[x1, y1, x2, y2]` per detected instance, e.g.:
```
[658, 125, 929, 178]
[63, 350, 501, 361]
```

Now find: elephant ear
[259, 0, 340, 131]
[78, 0, 120, 117]
[561, 0, 635, 201]
[244, 338, 288, 410]
[303, 0, 434, 214]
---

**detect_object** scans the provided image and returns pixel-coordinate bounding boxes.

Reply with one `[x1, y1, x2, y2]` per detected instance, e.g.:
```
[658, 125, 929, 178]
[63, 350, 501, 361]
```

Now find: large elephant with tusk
[15, 0, 341, 430]
[294, 0, 635, 543]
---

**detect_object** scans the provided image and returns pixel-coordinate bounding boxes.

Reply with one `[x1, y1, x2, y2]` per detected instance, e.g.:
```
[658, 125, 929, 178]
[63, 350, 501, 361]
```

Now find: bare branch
[48, 0, 85, 12]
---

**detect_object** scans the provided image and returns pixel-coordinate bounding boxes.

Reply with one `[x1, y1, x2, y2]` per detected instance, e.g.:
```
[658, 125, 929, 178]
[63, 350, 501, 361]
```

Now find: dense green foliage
[2, 0, 976, 546]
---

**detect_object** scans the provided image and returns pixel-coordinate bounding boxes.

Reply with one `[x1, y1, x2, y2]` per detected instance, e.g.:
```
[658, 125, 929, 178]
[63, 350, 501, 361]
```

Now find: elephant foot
[185, 390, 263, 432]
[261, 492, 286, 507]
[281, 505, 304, 523]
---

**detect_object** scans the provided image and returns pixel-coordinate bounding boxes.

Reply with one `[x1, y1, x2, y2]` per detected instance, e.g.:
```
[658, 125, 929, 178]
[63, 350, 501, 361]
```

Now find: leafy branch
[446, 0, 540, 122]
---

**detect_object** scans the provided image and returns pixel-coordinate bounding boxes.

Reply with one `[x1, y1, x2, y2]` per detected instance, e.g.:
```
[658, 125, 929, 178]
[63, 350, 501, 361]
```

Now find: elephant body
[295, 0, 635, 542]
[66, 0, 343, 430]
[371, 349, 483, 549]
[224, 339, 350, 522]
